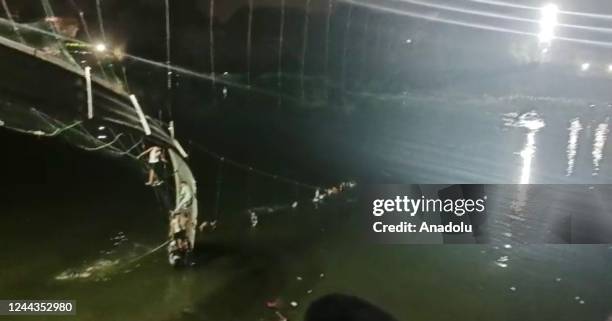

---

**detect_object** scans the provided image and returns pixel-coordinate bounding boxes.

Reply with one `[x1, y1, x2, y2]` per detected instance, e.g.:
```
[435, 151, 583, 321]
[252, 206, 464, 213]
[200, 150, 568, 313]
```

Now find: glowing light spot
[580, 62, 590, 71]
[94, 43, 107, 52]
[538, 4, 559, 44]
[608, 64, 612, 72]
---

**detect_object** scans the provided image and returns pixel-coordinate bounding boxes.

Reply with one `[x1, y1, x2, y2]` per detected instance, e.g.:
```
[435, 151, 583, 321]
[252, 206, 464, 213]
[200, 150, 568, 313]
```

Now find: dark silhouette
[305, 294, 398, 321]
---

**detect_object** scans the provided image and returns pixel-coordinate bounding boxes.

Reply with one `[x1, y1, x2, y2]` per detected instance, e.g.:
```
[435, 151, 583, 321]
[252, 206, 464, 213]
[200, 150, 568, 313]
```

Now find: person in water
[169, 212, 191, 253]
[137, 145, 166, 186]
[169, 214, 185, 239]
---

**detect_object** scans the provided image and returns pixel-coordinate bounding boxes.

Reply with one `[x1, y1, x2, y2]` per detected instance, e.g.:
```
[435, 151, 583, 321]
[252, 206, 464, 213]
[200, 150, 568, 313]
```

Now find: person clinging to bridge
[169, 182, 194, 254]
[137, 145, 166, 186]
[170, 182, 193, 237]
[173, 182, 193, 214]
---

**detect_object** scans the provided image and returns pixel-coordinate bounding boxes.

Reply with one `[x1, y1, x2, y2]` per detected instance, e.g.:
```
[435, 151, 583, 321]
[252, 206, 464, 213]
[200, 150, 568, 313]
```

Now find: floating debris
[275, 311, 288, 321]
[495, 256, 509, 268]
[509, 286, 516, 291]
[55, 259, 120, 281]
[296, 276, 303, 281]
[290, 301, 298, 308]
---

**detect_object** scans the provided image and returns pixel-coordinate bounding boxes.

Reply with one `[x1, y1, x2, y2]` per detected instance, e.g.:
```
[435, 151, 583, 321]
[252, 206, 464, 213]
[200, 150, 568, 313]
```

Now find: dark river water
[2, 92, 612, 321]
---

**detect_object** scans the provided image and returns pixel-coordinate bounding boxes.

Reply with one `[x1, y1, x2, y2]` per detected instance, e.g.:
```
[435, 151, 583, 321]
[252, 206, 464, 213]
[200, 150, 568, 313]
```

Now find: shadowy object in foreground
[305, 294, 398, 321]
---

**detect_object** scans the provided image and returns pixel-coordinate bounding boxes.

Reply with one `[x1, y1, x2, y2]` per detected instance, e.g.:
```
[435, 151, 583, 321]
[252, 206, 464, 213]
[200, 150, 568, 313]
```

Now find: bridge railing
[0, 16, 127, 94]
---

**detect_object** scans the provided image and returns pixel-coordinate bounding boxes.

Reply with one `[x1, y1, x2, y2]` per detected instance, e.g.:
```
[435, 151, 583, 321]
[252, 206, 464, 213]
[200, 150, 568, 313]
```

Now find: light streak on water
[592, 119, 609, 176]
[518, 117, 545, 184]
[566, 118, 582, 176]
[519, 130, 536, 184]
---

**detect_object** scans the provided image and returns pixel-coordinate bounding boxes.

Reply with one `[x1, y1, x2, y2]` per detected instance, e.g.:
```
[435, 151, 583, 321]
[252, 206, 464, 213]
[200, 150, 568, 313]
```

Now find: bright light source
[581, 62, 590, 71]
[608, 64, 612, 72]
[538, 4, 559, 44]
[94, 43, 107, 52]
[405, 39, 412, 44]
[97, 134, 107, 140]
[98, 126, 105, 130]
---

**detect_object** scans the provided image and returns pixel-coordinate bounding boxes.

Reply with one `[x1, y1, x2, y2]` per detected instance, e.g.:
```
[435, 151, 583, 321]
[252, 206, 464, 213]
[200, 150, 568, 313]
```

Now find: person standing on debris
[138, 145, 165, 186]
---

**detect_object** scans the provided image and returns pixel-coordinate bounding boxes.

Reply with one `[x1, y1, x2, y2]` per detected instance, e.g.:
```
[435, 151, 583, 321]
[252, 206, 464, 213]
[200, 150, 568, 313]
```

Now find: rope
[213, 159, 224, 219]
[277, 0, 286, 108]
[209, 0, 216, 95]
[301, 0, 311, 102]
[164, 0, 173, 120]
[80, 133, 124, 151]
[29, 109, 146, 159]
[1, 118, 82, 137]
[246, 0, 253, 88]
[245, 170, 252, 208]
[190, 140, 320, 190]
[0, 0, 24, 43]
[95, 0, 107, 42]
[121, 239, 170, 268]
